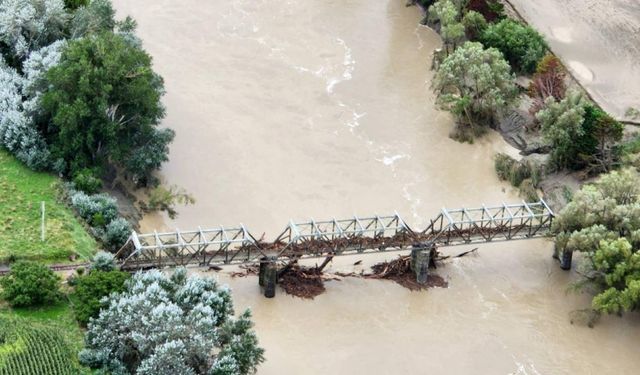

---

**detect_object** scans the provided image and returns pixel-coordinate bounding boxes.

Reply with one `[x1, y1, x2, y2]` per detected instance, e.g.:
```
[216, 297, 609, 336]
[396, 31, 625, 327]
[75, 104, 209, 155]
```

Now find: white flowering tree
[0, 0, 68, 62]
[79, 268, 265, 375]
[0, 56, 51, 169]
[22, 39, 66, 116]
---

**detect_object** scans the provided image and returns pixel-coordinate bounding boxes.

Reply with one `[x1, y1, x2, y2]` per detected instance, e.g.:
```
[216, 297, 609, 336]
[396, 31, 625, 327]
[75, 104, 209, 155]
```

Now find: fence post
[41, 201, 45, 242]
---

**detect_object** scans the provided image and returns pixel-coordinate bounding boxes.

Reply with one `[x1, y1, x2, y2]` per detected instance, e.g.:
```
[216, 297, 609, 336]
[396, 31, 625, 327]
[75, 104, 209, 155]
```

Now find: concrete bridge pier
[411, 244, 432, 285]
[259, 255, 278, 298]
[559, 249, 573, 270]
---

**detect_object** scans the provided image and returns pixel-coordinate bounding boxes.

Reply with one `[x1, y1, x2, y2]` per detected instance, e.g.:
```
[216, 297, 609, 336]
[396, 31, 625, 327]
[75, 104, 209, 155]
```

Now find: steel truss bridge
[115, 200, 554, 270]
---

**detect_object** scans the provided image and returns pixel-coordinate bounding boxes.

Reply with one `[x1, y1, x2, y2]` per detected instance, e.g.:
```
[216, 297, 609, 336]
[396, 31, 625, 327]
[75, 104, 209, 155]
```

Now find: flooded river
[112, 0, 640, 373]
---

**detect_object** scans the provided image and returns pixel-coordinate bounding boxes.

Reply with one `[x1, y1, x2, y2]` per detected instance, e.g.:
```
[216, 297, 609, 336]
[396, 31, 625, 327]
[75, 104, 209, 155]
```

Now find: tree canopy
[539, 90, 623, 172]
[79, 268, 264, 375]
[434, 41, 518, 135]
[41, 32, 174, 185]
[480, 19, 547, 74]
[553, 169, 640, 315]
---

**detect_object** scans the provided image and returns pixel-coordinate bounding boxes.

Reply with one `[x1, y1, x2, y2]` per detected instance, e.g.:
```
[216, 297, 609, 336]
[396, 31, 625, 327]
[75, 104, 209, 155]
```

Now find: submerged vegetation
[434, 41, 518, 141]
[553, 169, 640, 315]
[415, 0, 638, 323]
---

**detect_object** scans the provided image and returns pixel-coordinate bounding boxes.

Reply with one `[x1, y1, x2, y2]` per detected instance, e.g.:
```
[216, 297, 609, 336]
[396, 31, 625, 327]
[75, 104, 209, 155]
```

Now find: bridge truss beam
[115, 200, 554, 270]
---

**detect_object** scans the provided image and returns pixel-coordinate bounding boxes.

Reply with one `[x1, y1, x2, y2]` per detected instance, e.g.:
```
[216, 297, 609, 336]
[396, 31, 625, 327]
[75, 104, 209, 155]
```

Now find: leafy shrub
[72, 168, 102, 194]
[462, 10, 487, 40]
[480, 19, 547, 74]
[552, 169, 640, 315]
[146, 185, 195, 219]
[70, 190, 119, 225]
[71, 269, 129, 326]
[103, 218, 132, 251]
[80, 268, 265, 374]
[0, 261, 61, 307]
[465, 0, 505, 23]
[91, 251, 116, 272]
[69, 0, 116, 38]
[529, 54, 566, 102]
[528, 54, 567, 117]
[518, 178, 539, 202]
[494, 153, 541, 188]
[538, 90, 587, 169]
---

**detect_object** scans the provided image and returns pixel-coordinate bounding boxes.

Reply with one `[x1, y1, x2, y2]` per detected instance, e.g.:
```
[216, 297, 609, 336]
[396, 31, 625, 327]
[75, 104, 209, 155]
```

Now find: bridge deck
[115, 200, 554, 270]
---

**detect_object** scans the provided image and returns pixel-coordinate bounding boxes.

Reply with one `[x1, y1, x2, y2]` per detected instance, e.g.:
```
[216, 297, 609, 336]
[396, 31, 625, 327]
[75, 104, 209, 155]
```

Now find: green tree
[538, 90, 586, 169]
[0, 261, 61, 307]
[71, 269, 129, 325]
[429, 0, 465, 52]
[553, 169, 640, 316]
[41, 32, 174, 185]
[480, 19, 547, 74]
[434, 41, 518, 138]
[462, 10, 487, 40]
[581, 104, 624, 172]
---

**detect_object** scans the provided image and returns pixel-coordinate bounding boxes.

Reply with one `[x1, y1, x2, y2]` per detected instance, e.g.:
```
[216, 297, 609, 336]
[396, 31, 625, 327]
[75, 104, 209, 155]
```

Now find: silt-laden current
[112, 1, 640, 373]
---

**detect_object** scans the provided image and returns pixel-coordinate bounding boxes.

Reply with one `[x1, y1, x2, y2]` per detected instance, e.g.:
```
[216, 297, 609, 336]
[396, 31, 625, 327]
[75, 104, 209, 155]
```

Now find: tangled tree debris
[228, 248, 481, 298]
[365, 255, 448, 291]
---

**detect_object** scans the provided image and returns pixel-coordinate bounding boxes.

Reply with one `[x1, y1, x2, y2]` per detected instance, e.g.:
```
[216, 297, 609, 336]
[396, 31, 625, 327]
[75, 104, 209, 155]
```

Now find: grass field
[0, 150, 96, 263]
[0, 302, 89, 374]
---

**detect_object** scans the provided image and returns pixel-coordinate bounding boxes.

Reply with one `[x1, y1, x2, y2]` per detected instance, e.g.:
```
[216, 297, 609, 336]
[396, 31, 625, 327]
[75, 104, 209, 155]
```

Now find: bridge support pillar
[559, 249, 573, 270]
[411, 246, 431, 285]
[263, 256, 278, 298]
[258, 257, 267, 287]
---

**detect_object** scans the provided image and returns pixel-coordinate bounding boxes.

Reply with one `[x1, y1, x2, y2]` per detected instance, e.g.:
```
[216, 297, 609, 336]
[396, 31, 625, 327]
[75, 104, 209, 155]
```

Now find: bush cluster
[464, 0, 505, 23]
[480, 19, 548, 74]
[0, 261, 61, 307]
[553, 169, 640, 315]
[539, 90, 623, 172]
[71, 268, 129, 325]
[494, 153, 542, 201]
[70, 189, 131, 251]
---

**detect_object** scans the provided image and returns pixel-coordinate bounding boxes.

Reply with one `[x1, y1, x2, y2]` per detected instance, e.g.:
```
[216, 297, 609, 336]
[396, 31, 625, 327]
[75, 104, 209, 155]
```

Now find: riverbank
[0, 150, 96, 263]
[411, 0, 639, 211]
[504, 0, 640, 123]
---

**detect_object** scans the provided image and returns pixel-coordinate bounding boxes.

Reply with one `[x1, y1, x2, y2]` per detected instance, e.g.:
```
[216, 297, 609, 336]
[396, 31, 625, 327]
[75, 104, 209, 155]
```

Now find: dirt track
[507, 0, 640, 121]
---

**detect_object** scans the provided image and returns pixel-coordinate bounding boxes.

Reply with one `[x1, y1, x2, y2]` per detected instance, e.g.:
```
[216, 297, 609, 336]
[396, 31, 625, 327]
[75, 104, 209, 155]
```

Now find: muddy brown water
[111, 0, 640, 373]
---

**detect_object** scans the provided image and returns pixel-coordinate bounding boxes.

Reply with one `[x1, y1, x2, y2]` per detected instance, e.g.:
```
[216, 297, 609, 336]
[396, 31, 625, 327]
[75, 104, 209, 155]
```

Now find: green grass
[0, 302, 89, 374]
[0, 150, 96, 263]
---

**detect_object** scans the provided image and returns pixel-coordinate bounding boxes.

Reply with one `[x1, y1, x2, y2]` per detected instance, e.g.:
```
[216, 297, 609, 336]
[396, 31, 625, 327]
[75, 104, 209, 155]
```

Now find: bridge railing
[115, 199, 554, 269]
[427, 200, 554, 246]
[116, 225, 262, 268]
[272, 213, 415, 257]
